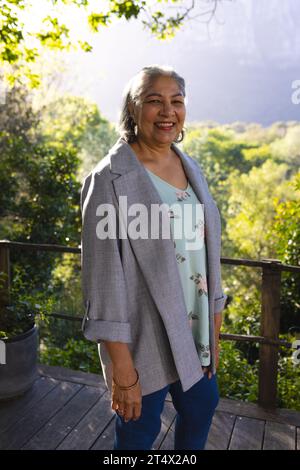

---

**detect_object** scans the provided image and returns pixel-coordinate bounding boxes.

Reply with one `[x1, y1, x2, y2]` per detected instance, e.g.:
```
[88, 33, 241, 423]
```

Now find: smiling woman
[118, 66, 188, 190]
[80, 64, 227, 451]
[119, 65, 186, 146]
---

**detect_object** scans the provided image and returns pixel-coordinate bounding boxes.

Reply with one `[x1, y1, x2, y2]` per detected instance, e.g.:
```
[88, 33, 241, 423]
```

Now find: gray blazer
[80, 137, 227, 396]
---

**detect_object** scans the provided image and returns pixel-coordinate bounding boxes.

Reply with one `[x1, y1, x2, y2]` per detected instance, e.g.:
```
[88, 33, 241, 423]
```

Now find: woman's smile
[154, 121, 176, 131]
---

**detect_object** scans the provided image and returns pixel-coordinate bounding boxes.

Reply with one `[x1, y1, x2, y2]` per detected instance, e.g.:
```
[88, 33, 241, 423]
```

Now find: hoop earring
[174, 128, 185, 144]
[134, 124, 138, 136]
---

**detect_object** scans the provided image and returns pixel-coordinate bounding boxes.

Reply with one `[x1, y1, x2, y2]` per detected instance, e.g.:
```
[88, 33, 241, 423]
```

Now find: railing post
[258, 258, 282, 409]
[0, 241, 11, 313]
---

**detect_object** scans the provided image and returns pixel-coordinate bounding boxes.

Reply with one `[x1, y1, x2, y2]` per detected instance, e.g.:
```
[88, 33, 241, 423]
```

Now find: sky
[26, 0, 300, 125]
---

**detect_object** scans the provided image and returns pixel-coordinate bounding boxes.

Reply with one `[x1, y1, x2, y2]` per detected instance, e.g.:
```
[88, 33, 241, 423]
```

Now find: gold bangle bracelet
[112, 368, 139, 390]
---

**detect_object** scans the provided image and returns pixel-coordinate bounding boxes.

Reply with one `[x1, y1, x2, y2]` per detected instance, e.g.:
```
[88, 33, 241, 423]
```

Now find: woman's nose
[160, 102, 175, 116]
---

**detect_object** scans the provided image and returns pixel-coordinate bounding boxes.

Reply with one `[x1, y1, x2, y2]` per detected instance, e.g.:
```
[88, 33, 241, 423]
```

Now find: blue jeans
[113, 372, 219, 450]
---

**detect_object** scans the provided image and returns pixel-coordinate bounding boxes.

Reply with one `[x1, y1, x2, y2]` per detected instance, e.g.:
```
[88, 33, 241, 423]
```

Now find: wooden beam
[258, 259, 282, 409]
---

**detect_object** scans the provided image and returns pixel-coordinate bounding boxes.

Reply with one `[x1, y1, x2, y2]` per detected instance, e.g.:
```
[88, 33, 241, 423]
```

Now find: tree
[0, 85, 81, 290]
[36, 94, 118, 178]
[270, 172, 300, 332]
[182, 127, 257, 235]
[0, 0, 228, 84]
[270, 124, 300, 170]
[225, 160, 293, 260]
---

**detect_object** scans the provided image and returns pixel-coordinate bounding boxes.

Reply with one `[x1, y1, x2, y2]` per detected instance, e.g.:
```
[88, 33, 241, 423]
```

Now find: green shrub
[39, 337, 101, 374]
[217, 341, 258, 402]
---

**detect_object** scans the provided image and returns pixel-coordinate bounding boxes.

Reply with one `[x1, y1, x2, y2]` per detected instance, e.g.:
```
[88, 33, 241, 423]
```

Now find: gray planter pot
[0, 325, 38, 400]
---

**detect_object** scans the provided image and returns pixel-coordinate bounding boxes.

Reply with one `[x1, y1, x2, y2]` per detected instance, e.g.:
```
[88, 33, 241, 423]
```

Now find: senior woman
[80, 65, 227, 450]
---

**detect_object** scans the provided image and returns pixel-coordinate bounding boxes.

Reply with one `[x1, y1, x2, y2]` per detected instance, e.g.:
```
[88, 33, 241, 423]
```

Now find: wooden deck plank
[153, 401, 177, 450]
[91, 418, 116, 450]
[1, 366, 299, 451]
[57, 390, 115, 450]
[229, 416, 265, 450]
[38, 366, 300, 429]
[38, 364, 106, 389]
[161, 399, 177, 428]
[22, 385, 103, 450]
[205, 411, 236, 450]
[263, 421, 296, 450]
[218, 397, 300, 427]
[158, 410, 236, 451]
[0, 376, 58, 433]
[0, 381, 82, 450]
[156, 423, 174, 450]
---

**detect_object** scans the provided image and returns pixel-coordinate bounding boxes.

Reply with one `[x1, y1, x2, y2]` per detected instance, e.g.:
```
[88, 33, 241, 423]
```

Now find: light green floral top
[145, 168, 211, 367]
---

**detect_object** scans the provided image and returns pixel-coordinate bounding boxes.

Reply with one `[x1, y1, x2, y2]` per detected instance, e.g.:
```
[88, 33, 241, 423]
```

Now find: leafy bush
[0, 266, 52, 339]
[277, 346, 300, 411]
[217, 341, 258, 402]
[39, 338, 100, 374]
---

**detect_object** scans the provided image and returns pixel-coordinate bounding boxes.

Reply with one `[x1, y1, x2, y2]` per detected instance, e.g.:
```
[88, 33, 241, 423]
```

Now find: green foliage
[270, 125, 300, 169]
[0, 299, 36, 338]
[0, 265, 53, 338]
[217, 339, 300, 410]
[1, 0, 219, 85]
[277, 352, 300, 411]
[269, 172, 300, 332]
[217, 341, 259, 402]
[37, 95, 118, 177]
[36, 16, 72, 50]
[271, 172, 300, 265]
[226, 160, 292, 259]
[0, 86, 81, 249]
[182, 127, 256, 236]
[39, 337, 100, 374]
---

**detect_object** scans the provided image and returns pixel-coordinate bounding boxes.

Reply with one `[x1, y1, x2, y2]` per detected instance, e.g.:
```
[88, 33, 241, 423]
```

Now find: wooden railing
[1, 239, 299, 410]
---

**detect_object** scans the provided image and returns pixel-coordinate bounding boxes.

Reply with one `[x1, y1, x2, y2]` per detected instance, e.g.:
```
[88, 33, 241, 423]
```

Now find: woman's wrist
[112, 364, 137, 387]
[113, 368, 139, 390]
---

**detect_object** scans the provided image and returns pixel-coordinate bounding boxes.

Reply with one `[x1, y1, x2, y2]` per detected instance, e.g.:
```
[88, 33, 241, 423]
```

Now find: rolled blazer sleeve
[213, 205, 227, 315]
[80, 170, 131, 343]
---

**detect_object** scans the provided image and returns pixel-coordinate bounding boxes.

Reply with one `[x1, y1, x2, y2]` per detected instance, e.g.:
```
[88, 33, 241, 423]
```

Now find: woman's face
[133, 75, 186, 147]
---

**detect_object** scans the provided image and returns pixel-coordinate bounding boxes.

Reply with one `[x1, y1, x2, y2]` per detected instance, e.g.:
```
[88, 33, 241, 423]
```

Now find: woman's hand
[111, 367, 142, 423]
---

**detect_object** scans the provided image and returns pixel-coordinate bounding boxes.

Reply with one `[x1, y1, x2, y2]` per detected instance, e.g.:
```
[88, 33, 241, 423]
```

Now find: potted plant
[0, 298, 42, 400]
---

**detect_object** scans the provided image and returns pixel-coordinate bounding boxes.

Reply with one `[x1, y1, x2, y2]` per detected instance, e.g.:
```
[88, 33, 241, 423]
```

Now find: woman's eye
[146, 99, 184, 105]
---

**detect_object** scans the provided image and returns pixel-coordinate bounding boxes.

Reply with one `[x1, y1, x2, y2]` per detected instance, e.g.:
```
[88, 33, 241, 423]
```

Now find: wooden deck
[0, 365, 299, 450]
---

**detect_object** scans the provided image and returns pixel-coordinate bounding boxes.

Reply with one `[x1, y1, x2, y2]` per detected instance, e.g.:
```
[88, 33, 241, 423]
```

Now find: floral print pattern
[176, 253, 186, 263]
[189, 273, 208, 296]
[195, 219, 205, 239]
[145, 168, 211, 366]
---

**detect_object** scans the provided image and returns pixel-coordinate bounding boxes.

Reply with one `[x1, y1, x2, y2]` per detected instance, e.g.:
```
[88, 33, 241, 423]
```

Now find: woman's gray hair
[118, 65, 186, 144]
